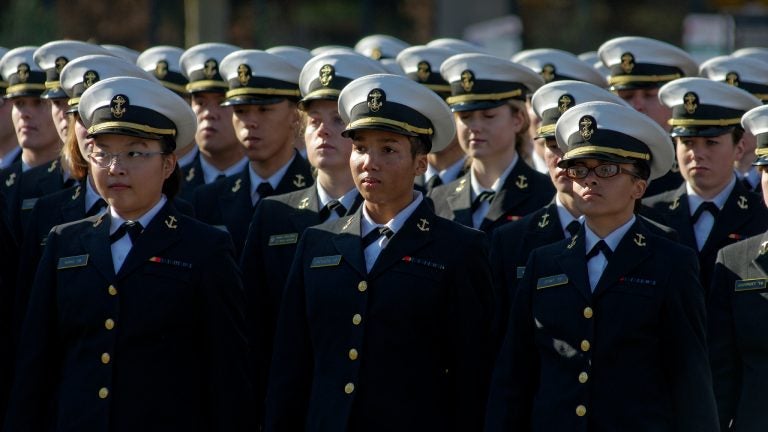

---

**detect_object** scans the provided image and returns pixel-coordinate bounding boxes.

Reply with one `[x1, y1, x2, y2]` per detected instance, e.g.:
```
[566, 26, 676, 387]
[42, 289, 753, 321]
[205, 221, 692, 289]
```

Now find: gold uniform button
[578, 372, 588, 384]
[349, 349, 358, 361]
[580, 340, 590, 352]
[576, 405, 586, 416]
[108, 285, 118, 296]
[583, 307, 593, 319]
[104, 319, 115, 330]
[352, 314, 362, 325]
[101, 353, 111, 364]
[357, 281, 367, 292]
[344, 383, 355, 394]
[99, 387, 109, 399]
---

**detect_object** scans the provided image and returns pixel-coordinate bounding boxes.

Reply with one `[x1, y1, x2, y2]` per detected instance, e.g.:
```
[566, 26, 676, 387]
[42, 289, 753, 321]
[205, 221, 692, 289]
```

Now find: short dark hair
[632, 160, 651, 180]
[731, 126, 745, 145]
[408, 135, 431, 157]
[160, 136, 181, 200]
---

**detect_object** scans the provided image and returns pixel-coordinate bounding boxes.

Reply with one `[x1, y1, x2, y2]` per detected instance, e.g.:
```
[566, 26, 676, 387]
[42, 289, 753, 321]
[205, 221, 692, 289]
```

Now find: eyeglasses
[88, 150, 168, 169]
[565, 164, 640, 180]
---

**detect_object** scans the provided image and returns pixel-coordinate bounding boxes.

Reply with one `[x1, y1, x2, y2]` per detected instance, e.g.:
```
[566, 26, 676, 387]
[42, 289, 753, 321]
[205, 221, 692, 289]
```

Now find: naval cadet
[429, 53, 553, 235]
[644, 77, 767, 292]
[708, 103, 768, 432]
[266, 73, 495, 431]
[486, 100, 719, 431]
[177, 43, 247, 202]
[4, 76, 252, 431]
[0, 47, 20, 171]
[239, 51, 382, 423]
[0, 190, 16, 425]
[192, 49, 312, 257]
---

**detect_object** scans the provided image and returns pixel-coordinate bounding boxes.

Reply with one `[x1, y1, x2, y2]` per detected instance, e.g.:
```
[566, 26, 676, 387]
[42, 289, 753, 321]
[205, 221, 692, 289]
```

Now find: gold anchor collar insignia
[737, 195, 748, 210]
[760, 241, 768, 255]
[231, 178, 242, 193]
[634, 232, 646, 247]
[538, 213, 549, 228]
[293, 174, 307, 188]
[298, 197, 310, 209]
[48, 160, 58, 172]
[110, 94, 128, 119]
[93, 214, 105, 227]
[516, 175, 528, 189]
[669, 196, 680, 210]
[367, 88, 384, 112]
[71, 186, 81, 200]
[416, 218, 430, 232]
[5, 172, 16, 187]
[185, 167, 196, 182]
[567, 234, 578, 249]
[165, 215, 178, 229]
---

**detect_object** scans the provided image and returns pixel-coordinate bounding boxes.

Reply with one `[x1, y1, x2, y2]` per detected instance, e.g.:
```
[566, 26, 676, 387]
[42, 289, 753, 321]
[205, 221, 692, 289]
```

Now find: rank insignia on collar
[48, 159, 58, 172]
[342, 217, 353, 231]
[5, 172, 16, 187]
[737, 195, 748, 210]
[231, 178, 242, 193]
[669, 196, 680, 210]
[538, 213, 550, 228]
[185, 167, 196, 182]
[454, 178, 466, 193]
[165, 215, 178, 229]
[298, 197, 309, 209]
[567, 234, 578, 249]
[293, 173, 307, 188]
[634, 233, 646, 247]
[516, 175, 528, 189]
[93, 215, 105, 227]
[760, 241, 768, 255]
[71, 186, 81, 200]
[417, 218, 430, 232]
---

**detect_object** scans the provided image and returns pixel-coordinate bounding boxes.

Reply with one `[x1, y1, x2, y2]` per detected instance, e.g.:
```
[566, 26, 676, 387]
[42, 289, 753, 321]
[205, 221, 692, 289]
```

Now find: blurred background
[0, 0, 765, 60]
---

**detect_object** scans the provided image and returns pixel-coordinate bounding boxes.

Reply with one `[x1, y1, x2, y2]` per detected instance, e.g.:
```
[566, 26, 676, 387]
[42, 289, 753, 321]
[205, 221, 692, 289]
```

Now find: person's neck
[690, 180, 729, 201]
[364, 194, 412, 225]
[735, 157, 754, 175]
[558, 191, 581, 219]
[249, 145, 294, 179]
[317, 169, 355, 199]
[585, 210, 634, 238]
[472, 150, 516, 189]
[21, 145, 61, 169]
[202, 145, 245, 171]
[427, 144, 465, 171]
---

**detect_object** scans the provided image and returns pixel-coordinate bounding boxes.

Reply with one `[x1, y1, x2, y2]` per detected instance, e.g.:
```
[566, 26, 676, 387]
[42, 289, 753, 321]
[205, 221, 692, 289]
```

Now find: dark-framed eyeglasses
[565, 163, 641, 180]
[88, 150, 168, 169]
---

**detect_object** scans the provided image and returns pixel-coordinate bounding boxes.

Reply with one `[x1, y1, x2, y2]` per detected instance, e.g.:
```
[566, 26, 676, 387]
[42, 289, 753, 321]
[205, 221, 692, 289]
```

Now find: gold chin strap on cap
[346, 116, 433, 136]
[88, 121, 176, 137]
[667, 118, 742, 127]
[565, 145, 650, 161]
[225, 87, 301, 99]
[6, 83, 46, 94]
[446, 89, 522, 105]
[185, 80, 229, 92]
[608, 73, 681, 85]
[537, 124, 556, 136]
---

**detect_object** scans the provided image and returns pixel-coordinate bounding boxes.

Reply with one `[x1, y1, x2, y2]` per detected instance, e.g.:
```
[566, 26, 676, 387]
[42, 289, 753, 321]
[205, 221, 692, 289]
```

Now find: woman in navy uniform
[266, 74, 495, 431]
[709, 104, 768, 432]
[4, 77, 252, 431]
[486, 101, 718, 431]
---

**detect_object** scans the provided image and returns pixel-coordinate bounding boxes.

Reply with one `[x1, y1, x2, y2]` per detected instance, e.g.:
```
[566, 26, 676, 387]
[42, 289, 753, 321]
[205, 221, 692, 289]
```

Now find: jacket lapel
[445, 176, 473, 227]
[367, 202, 434, 279]
[593, 221, 653, 297]
[483, 163, 531, 227]
[664, 185, 697, 250]
[702, 187, 753, 253]
[275, 153, 312, 195]
[116, 203, 183, 279]
[556, 230, 591, 302]
[752, 233, 768, 278]
[332, 209, 367, 278]
[61, 185, 86, 221]
[79, 213, 115, 281]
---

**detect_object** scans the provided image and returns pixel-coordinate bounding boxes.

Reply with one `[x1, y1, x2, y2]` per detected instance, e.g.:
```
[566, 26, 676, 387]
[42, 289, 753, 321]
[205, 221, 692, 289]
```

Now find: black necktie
[109, 221, 144, 244]
[691, 202, 719, 223]
[361, 226, 394, 249]
[566, 220, 581, 238]
[471, 190, 496, 212]
[426, 175, 443, 190]
[319, 199, 346, 221]
[586, 240, 612, 261]
[256, 182, 275, 201]
[86, 198, 107, 217]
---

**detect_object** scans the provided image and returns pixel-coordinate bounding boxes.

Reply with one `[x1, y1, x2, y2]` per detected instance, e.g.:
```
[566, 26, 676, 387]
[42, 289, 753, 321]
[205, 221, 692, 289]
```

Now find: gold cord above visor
[756, 148, 768, 157]
[667, 118, 742, 127]
[68, 97, 80, 107]
[608, 73, 681, 85]
[565, 145, 650, 161]
[303, 88, 341, 99]
[446, 89, 522, 105]
[347, 116, 433, 136]
[424, 84, 452, 92]
[6, 83, 46, 94]
[537, 124, 556, 136]
[754, 93, 768, 101]
[226, 87, 301, 99]
[44, 80, 61, 89]
[160, 81, 188, 94]
[88, 121, 176, 137]
[185, 80, 229, 92]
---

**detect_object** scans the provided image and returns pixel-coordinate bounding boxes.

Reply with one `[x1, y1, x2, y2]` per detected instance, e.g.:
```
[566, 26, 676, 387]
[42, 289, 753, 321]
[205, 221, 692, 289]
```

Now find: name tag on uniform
[537, 274, 568, 290]
[516, 266, 526, 279]
[735, 278, 768, 292]
[268, 233, 299, 246]
[311, 255, 342, 268]
[57, 254, 89, 269]
[21, 198, 38, 210]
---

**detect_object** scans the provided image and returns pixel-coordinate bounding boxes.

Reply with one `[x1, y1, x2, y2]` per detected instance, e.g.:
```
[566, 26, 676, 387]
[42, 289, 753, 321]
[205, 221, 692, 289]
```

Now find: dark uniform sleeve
[660, 248, 720, 432]
[707, 249, 739, 431]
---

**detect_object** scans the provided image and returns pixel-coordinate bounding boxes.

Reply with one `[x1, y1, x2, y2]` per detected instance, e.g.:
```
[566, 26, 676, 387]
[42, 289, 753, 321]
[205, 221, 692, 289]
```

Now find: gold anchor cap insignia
[237, 64, 251, 86]
[293, 173, 307, 188]
[231, 178, 242, 193]
[541, 64, 556, 82]
[203, 59, 218, 79]
[417, 218, 430, 232]
[558, 94, 574, 113]
[367, 88, 384, 112]
[71, 186, 81, 200]
[298, 197, 310, 209]
[371, 47, 382, 60]
[620, 52, 634, 74]
[17, 63, 29, 83]
[110, 94, 128, 119]
[83, 70, 99, 88]
[683, 92, 698, 114]
[319, 64, 334, 87]
[634, 232, 646, 247]
[737, 195, 748, 210]
[725, 72, 739, 86]
[538, 213, 550, 228]
[460, 70, 474, 92]
[155, 60, 169, 79]
[669, 196, 681, 210]
[54, 56, 68, 74]
[5, 173, 16, 187]
[516, 175, 528, 189]
[579, 115, 596, 141]
[416, 61, 431, 82]
[165, 215, 178, 229]
[185, 167, 196, 182]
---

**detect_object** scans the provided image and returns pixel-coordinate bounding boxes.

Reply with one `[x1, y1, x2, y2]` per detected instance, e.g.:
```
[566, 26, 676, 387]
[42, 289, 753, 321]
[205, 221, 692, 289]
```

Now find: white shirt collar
[200, 155, 249, 184]
[686, 174, 736, 215]
[584, 215, 636, 254]
[316, 182, 358, 211]
[361, 191, 423, 236]
[109, 195, 168, 234]
[555, 194, 580, 231]
[176, 146, 198, 169]
[425, 156, 467, 184]
[84, 176, 102, 211]
[470, 153, 518, 198]
[249, 153, 296, 202]
[0, 146, 20, 170]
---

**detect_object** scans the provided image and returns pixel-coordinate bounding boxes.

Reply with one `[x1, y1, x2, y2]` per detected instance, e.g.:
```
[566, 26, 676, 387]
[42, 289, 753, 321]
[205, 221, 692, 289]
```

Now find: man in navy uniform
[486, 101, 719, 431]
[266, 73, 495, 431]
[708, 103, 768, 432]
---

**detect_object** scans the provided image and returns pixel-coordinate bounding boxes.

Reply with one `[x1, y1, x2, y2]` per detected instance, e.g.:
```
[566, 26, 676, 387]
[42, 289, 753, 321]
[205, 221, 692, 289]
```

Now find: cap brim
[670, 125, 735, 138]
[609, 81, 667, 92]
[558, 152, 636, 168]
[41, 88, 68, 99]
[753, 155, 768, 166]
[88, 126, 164, 142]
[298, 94, 337, 111]
[221, 96, 288, 107]
[4, 90, 44, 99]
[341, 123, 419, 138]
[449, 99, 507, 112]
